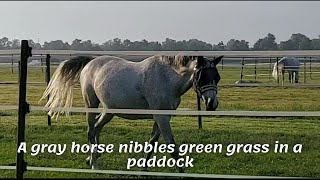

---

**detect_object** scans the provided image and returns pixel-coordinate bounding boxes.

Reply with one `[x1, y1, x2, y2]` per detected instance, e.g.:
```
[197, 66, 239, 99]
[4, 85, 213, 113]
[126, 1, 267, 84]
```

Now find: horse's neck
[175, 73, 193, 96]
[147, 59, 194, 97]
[171, 66, 195, 96]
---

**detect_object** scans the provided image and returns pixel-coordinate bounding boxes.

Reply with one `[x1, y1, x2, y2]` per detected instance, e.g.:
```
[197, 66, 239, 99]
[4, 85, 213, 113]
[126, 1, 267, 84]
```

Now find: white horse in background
[272, 57, 300, 84]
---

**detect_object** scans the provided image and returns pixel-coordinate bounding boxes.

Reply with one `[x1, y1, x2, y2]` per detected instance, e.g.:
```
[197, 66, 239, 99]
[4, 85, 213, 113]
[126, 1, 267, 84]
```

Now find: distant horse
[40, 55, 223, 172]
[272, 57, 300, 84]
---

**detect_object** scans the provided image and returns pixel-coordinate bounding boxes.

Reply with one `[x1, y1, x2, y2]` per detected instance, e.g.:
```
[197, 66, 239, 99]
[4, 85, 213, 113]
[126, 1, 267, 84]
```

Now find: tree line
[1, 33, 320, 51]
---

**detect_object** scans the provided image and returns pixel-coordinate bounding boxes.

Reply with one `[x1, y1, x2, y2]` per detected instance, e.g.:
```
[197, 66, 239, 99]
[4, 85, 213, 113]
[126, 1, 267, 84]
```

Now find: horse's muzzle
[205, 99, 218, 111]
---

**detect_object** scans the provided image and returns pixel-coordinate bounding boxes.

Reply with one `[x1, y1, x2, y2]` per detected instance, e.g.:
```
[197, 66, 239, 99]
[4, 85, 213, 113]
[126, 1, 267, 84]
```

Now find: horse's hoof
[85, 156, 91, 165]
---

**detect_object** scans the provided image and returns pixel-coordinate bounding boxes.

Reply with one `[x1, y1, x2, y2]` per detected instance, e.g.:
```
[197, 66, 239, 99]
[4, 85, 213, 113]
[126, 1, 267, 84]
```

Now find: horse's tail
[39, 56, 94, 118]
[272, 63, 278, 80]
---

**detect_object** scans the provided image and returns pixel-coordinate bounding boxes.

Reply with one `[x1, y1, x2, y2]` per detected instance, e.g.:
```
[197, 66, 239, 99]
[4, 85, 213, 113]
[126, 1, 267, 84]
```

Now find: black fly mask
[192, 56, 223, 111]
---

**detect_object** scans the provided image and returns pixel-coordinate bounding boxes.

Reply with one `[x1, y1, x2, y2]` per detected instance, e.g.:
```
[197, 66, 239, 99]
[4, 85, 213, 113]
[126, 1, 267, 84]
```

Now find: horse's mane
[157, 55, 197, 69]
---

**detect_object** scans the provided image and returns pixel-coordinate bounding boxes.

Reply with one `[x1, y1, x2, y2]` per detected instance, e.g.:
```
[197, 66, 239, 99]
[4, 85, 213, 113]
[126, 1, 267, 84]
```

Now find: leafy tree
[212, 41, 225, 51]
[185, 39, 212, 51]
[129, 41, 142, 50]
[11, 39, 20, 49]
[101, 40, 113, 50]
[149, 41, 162, 51]
[299, 38, 312, 50]
[42, 40, 70, 50]
[139, 39, 151, 50]
[81, 40, 93, 50]
[111, 38, 123, 50]
[278, 40, 294, 50]
[70, 39, 83, 50]
[311, 36, 320, 50]
[253, 33, 277, 50]
[28, 39, 42, 49]
[122, 39, 132, 50]
[0, 37, 11, 49]
[225, 39, 249, 51]
[7, 33, 320, 51]
[278, 33, 311, 50]
[91, 42, 102, 51]
[162, 38, 177, 51]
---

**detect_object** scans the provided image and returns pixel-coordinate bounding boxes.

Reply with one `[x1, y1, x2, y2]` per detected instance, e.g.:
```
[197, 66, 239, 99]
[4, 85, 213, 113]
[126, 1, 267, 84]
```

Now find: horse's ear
[212, 55, 223, 65]
[196, 56, 204, 67]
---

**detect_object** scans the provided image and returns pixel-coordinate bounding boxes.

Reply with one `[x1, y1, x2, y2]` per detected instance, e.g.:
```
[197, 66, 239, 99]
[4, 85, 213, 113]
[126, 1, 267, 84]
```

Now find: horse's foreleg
[91, 112, 114, 169]
[142, 122, 161, 171]
[154, 115, 184, 173]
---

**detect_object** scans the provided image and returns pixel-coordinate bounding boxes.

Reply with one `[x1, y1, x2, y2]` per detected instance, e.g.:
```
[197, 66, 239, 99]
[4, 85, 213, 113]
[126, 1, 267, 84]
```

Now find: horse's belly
[114, 114, 153, 120]
[108, 96, 153, 119]
[108, 96, 149, 109]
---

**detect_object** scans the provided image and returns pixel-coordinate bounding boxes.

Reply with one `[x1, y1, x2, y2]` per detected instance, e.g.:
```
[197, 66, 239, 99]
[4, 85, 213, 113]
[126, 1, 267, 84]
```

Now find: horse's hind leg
[90, 111, 114, 169]
[81, 85, 100, 164]
[142, 122, 161, 171]
[288, 71, 293, 83]
[85, 110, 99, 165]
[295, 71, 299, 83]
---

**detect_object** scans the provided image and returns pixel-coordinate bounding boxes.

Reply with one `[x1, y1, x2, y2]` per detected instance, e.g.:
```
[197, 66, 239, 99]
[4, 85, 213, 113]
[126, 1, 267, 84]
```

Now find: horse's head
[192, 56, 223, 111]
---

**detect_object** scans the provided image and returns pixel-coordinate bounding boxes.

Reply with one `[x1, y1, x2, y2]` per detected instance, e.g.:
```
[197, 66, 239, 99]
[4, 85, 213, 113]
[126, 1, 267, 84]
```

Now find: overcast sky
[1, 1, 320, 47]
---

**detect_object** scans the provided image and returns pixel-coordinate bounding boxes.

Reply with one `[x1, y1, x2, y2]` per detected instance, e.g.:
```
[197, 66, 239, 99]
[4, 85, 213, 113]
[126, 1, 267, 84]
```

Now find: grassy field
[0, 66, 319, 178]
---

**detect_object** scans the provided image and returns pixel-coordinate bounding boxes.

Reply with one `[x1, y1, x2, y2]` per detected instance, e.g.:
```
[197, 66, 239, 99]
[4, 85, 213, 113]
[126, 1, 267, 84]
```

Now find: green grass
[1, 114, 319, 178]
[0, 66, 320, 178]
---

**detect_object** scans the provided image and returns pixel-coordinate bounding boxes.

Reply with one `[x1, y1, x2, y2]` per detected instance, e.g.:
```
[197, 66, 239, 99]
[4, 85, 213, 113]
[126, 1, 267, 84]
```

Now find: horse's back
[281, 57, 300, 70]
[81, 55, 142, 84]
[80, 56, 124, 83]
[80, 55, 183, 114]
[281, 57, 300, 65]
[81, 56, 151, 110]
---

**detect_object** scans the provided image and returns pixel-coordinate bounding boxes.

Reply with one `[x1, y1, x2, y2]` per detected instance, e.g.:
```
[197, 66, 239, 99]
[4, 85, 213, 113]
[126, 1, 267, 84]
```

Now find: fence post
[309, 57, 312, 80]
[276, 57, 279, 84]
[269, 57, 272, 79]
[16, 40, 32, 179]
[46, 54, 52, 126]
[254, 58, 257, 81]
[11, 54, 14, 74]
[18, 61, 21, 84]
[221, 58, 224, 69]
[240, 57, 244, 81]
[41, 54, 43, 73]
[197, 95, 202, 129]
[304, 57, 306, 84]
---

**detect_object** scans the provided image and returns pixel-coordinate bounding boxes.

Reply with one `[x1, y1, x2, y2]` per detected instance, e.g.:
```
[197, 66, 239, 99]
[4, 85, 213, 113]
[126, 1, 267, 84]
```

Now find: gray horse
[40, 54, 223, 172]
[272, 57, 300, 84]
